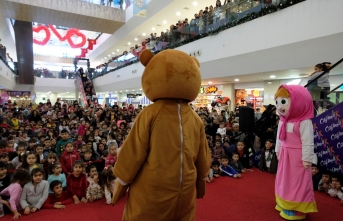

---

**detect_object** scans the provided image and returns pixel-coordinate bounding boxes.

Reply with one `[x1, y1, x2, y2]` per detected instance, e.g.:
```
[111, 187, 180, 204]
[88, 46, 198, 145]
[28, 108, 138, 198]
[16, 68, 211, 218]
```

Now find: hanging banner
[7, 91, 31, 97]
[133, 0, 146, 17]
[0, 91, 9, 105]
[312, 102, 343, 174]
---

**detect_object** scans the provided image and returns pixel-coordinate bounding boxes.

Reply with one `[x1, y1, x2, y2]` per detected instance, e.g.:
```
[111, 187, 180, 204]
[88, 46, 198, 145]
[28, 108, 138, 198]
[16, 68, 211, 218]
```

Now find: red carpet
[2, 171, 342, 220]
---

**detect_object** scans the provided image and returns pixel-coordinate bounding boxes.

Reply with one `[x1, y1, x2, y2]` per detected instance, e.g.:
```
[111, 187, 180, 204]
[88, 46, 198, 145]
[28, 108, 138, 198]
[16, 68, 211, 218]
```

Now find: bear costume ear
[191, 56, 200, 68]
[140, 49, 154, 67]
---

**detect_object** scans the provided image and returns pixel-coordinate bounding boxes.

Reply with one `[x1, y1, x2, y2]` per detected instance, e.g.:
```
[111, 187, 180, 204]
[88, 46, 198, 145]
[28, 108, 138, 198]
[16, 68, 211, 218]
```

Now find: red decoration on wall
[33, 25, 51, 46]
[33, 24, 87, 48]
[75, 39, 97, 58]
[87, 39, 96, 50]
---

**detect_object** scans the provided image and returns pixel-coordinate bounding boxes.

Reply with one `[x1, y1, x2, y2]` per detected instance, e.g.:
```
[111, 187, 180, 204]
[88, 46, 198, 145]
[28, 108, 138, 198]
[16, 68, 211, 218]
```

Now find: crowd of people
[102, 0, 251, 70]
[0, 93, 341, 218]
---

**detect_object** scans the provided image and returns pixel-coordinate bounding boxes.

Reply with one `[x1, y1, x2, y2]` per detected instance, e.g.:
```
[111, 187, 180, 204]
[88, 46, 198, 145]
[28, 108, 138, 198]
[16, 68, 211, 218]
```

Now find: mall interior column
[221, 83, 235, 111]
[263, 80, 280, 105]
[49, 92, 58, 103]
[13, 20, 34, 84]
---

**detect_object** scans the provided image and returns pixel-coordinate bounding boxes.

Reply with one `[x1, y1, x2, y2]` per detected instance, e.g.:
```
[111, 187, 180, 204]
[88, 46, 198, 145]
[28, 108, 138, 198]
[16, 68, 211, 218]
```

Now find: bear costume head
[139, 49, 201, 102]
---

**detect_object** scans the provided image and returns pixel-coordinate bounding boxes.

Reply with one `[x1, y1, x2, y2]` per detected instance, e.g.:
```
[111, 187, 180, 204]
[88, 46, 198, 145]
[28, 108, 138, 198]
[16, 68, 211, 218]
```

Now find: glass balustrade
[306, 58, 343, 116]
[92, 0, 304, 79]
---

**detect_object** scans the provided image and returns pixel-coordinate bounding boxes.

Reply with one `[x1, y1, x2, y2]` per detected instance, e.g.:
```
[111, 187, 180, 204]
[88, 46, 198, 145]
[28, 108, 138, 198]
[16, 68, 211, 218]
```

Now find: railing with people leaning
[91, 0, 306, 79]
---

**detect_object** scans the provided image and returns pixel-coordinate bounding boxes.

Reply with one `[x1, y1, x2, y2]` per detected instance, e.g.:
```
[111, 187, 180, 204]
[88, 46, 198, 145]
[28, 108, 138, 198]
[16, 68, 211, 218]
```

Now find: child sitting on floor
[328, 174, 343, 200]
[42, 180, 73, 209]
[0, 169, 31, 219]
[86, 173, 103, 203]
[206, 160, 221, 183]
[219, 155, 240, 178]
[318, 170, 331, 192]
[230, 152, 245, 173]
[67, 160, 88, 204]
[101, 166, 116, 204]
[311, 164, 321, 190]
[20, 168, 49, 215]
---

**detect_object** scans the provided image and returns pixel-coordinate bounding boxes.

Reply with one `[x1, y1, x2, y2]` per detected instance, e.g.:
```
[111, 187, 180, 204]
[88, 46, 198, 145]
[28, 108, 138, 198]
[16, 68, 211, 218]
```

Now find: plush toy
[112, 49, 211, 221]
[274, 85, 318, 220]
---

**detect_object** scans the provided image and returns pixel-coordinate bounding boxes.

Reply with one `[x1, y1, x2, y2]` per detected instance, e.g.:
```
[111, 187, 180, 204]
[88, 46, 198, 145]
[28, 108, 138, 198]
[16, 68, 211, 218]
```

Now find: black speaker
[239, 106, 255, 132]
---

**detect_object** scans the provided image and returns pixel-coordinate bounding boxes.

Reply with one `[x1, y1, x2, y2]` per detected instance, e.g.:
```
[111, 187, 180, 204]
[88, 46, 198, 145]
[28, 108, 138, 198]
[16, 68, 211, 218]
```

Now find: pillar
[49, 92, 58, 104]
[221, 83, 235, 111]
[263, 80, 280, 105]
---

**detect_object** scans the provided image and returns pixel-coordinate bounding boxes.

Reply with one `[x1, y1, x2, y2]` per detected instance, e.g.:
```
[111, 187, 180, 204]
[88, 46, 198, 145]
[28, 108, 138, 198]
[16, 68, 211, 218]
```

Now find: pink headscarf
[276, 85, 314, 140]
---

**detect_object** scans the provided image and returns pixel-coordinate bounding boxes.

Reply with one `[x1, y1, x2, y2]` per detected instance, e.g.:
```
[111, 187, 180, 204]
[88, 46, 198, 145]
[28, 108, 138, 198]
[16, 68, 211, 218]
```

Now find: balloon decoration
[33, 24, 97, 58]
[75, 39, 97, 58]
[33, 25, 51, 46]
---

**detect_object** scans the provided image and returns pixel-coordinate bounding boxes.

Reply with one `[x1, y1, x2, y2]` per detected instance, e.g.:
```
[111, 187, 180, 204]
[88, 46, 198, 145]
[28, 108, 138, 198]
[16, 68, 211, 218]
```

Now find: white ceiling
[90, 0, 220, 64]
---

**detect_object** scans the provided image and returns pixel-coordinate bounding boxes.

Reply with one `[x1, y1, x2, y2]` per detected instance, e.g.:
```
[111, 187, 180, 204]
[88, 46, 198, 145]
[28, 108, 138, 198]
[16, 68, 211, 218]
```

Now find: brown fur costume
[112, 49, 211, 221]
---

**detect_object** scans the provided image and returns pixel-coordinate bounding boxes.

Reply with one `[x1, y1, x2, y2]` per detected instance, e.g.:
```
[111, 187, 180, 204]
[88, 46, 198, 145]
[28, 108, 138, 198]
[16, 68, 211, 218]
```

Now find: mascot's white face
[275, 97, 291, 117]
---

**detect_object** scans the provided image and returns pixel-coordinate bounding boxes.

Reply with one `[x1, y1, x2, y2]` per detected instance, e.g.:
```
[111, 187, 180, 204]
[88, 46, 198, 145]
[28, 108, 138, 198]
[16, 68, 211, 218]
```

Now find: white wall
[34, 77, 76, 92]
[93, 0, 343, 92]
[0, 60, 16, 90]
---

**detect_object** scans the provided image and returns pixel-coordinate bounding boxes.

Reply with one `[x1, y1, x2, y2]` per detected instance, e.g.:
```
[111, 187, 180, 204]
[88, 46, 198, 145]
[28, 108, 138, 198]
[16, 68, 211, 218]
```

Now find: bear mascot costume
[274, 85, 318, 220]
[111, 49, 211, 221]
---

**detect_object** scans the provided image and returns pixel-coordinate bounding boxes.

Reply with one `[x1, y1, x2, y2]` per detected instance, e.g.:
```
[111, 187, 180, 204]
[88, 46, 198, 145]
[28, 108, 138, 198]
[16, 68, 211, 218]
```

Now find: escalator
[76, 68, 98, 107]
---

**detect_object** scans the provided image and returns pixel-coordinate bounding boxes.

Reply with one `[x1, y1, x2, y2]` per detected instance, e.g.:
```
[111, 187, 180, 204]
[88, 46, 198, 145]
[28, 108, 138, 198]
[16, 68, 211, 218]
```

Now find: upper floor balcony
[91, 0, 343, 92]
[1, 0, 125, 33]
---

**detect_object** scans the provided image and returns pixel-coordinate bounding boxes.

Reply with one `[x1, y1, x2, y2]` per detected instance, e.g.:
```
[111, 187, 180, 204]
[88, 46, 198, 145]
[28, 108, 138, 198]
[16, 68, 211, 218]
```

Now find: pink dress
[274, 84, 318, 218]
[275, 121, 317, 213]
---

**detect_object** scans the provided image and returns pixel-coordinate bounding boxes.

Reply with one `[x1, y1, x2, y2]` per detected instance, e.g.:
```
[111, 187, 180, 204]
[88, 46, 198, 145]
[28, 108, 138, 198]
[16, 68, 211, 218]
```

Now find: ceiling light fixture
[126, 90, 128, 92]
[128, 42, 131, 45]
[108, 55, 110, 57]
[235, 79, 239, 81]
[270, 75, 276, 78]
[176, 12, 181, 16]
[208, 81, 212, 84]
[193, 1, 198, 6]
[120, 91, 122, 92]
[134, 38, 138, 41]
[117, 49, 119, 52]
[152, 27, 155, 31]
[140, 89, 142, 90]
[163, 20, 167, 24]
[142, 33, 146, 36]
[112, 52, 115, 54]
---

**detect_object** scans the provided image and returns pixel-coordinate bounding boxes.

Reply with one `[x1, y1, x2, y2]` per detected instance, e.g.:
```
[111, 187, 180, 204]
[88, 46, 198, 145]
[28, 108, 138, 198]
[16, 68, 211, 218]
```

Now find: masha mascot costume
[274, 85, 318, 220]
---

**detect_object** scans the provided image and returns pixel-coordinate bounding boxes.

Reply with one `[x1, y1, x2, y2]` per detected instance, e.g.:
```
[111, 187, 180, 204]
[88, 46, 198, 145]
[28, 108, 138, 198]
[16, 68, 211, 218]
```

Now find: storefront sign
[7, 91, 31, 97]
[205, 86, 218, 94]
[127, 94, 142, 98]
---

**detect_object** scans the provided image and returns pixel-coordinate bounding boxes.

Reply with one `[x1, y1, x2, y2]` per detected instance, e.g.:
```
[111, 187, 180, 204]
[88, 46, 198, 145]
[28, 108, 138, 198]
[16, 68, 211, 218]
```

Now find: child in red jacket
[67, 160, 88, 204]
[42, 180, 73, 209]
[77, 120, 88, 138]
[60, 142, 80, 176]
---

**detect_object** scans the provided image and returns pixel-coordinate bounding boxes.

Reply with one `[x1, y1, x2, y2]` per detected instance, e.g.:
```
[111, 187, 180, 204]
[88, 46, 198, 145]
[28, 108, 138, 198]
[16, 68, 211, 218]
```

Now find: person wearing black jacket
[259, 139, 278, 174]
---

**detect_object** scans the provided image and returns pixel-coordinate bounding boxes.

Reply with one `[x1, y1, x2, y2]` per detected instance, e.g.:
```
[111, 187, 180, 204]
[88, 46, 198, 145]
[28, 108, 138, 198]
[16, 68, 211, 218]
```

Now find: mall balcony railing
[81, 0, 127, 9]
[34, 69, 78, 79]
[305, 58, 343, 115]
[91, 0, 306, 79]
[0, 46, 17, 75]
